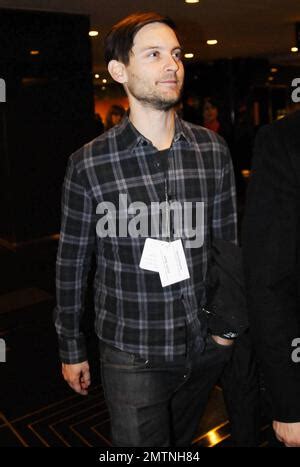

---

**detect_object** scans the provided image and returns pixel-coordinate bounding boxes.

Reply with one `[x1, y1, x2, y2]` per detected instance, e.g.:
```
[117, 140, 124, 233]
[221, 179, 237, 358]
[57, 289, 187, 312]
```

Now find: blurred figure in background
[203, 97, 221, 133]
[105, 104, 126, 130]
[182, 94, 201, 125]
[202, 97, 232, 144]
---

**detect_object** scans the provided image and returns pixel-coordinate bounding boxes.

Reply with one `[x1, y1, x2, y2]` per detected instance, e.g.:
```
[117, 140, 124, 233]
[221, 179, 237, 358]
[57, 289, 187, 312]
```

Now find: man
[54, 12, 237, 447]
[243, 109, 300, 447]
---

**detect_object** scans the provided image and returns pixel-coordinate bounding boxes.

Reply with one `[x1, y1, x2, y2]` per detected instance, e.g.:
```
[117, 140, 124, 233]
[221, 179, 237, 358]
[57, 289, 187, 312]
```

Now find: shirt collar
[173, 113, 194, 144]
[115, 112, 194, 151]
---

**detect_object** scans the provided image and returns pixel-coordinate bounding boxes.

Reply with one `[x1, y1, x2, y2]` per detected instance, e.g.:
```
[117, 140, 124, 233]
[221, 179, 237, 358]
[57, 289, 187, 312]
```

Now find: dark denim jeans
[99, 334, 233, 447]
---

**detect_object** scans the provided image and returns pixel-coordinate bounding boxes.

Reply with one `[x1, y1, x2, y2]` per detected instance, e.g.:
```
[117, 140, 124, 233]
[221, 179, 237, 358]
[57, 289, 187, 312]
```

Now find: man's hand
[62, 361, 91, 396]
[273, 421, 300, 447]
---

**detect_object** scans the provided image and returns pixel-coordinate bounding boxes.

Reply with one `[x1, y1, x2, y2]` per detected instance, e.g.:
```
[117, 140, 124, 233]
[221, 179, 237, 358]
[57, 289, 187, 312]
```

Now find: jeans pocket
[100, 341, 135, 367]
[132, 354, 150, 369]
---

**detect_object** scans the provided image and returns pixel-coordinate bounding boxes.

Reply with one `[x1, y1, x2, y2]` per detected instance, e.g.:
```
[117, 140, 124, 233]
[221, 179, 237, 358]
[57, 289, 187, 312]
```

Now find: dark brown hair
[104, 12, 177, 65]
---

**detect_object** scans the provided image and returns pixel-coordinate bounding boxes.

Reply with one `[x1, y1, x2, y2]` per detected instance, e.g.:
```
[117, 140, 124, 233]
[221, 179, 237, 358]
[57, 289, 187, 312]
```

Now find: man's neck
[129, 101, 176, 151]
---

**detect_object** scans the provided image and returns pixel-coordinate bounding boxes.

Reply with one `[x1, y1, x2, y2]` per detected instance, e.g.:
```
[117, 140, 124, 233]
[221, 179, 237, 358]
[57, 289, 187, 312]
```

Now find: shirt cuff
[58, 336, 88, 364]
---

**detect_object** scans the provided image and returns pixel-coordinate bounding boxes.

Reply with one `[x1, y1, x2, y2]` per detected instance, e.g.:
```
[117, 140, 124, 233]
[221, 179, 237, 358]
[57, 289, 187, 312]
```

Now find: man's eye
[149, 51, 159, 57]
[173, 51, 182, 61]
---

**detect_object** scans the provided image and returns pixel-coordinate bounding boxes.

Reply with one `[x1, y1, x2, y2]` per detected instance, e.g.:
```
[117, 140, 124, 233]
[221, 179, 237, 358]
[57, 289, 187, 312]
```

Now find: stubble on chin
[127, 79, 183, 111]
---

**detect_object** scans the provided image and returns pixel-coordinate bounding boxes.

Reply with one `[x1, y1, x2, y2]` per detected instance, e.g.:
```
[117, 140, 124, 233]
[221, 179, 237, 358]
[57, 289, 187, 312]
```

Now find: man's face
[124, 22, 184, 111]
[203, 102, 218, 123]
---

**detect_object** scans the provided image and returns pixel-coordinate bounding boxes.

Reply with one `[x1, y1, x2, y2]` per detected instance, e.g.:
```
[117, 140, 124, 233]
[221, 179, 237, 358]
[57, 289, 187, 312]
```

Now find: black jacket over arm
[242, 110, 300, 422]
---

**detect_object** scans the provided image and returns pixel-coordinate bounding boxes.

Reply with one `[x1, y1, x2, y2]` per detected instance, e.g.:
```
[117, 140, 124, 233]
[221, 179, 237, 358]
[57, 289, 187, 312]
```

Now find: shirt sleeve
[53, 154, 97, 364]
[212, 143, 238, 245]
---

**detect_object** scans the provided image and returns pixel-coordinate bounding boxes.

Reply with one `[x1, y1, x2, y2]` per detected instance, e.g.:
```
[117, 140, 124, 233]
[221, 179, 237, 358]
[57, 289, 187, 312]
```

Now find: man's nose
[164, 54, 180, 72]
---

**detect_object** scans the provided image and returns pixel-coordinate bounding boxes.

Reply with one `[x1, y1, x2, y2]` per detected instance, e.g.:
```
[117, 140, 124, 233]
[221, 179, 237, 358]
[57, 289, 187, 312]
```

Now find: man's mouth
[158, 80, 178, 86]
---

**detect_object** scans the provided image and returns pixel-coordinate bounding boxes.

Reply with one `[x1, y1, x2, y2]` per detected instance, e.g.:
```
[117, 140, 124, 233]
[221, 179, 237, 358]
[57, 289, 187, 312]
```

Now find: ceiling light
[270, 67, 278, 73]
[184, 53, 194, 58]
[268, 76, 274, 81]
[185, 0, 200, 3]
[102, 79, 107, 83]
[94, 73, 100, 79]
[89, 30, 99, 37]
[30, 50, 40, 55]
[207, 40, 218, 45]
[291, 46, 298, 52]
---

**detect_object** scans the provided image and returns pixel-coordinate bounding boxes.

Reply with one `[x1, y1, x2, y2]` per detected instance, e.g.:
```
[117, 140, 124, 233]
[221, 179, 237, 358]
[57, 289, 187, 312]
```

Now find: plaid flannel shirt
[54, 114, 237, 363]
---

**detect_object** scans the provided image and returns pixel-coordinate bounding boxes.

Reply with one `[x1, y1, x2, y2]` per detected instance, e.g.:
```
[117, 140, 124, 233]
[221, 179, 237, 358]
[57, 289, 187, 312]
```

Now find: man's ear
[108, 60, 128, 84]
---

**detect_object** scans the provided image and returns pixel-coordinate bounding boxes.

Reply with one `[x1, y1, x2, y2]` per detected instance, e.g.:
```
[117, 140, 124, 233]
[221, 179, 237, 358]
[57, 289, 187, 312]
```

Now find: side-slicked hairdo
[104, 12, 177, 66]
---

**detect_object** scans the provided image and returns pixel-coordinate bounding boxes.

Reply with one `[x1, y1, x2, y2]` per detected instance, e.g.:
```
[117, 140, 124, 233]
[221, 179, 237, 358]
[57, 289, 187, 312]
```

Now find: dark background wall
[0, 8, 99, 244]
